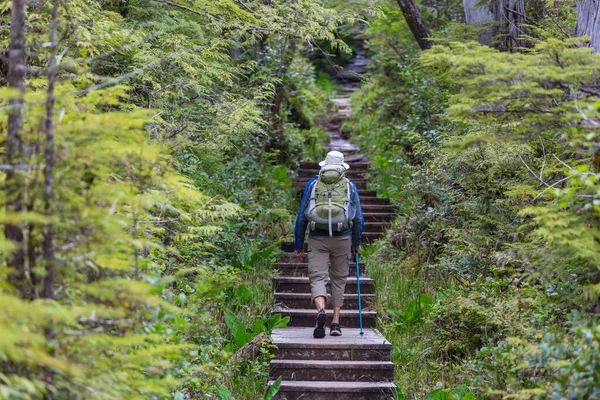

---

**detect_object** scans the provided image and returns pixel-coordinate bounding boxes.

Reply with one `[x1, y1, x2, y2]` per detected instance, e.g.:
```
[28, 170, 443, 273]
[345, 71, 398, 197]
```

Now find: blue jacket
[294, 177, 364, 251]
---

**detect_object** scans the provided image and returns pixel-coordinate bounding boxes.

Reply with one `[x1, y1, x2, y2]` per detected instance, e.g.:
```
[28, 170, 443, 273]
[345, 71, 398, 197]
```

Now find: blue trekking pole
[355, 252, 364, 336]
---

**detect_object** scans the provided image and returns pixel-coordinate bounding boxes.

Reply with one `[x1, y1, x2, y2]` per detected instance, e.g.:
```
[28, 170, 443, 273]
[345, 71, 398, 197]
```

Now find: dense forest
[1, 0, 599, 399]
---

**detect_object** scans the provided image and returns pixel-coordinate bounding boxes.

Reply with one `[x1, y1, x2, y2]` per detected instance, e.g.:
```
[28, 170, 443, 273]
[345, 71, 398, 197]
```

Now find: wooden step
[277, 232, 384, 247]
[363, 213, 395, 222]
[360, 197, 390, 205]
[271, 327, 392, 361]
[273, 277, 374, 294]
[270, 380, 396, 400]
[273, 262, 366, 277]
[363, 222, 390, 232]
[284, 233, 382, 248]
[361, 205, 394, 213]
[274, 292, 374, 309]
[362, 232, 384, 242]
[272, 308, 376, 328]
[280, 235, 384, 252]
[359, 190, 377, 197]
[270, 360, 394, 382]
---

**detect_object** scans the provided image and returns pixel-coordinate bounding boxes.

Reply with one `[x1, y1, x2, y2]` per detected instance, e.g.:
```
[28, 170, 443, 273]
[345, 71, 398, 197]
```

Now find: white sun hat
[319, 150, 350, 170]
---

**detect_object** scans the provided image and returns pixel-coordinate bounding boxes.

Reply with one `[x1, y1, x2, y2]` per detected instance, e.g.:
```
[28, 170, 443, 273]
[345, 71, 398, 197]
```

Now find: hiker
[294, 151, 364, 338]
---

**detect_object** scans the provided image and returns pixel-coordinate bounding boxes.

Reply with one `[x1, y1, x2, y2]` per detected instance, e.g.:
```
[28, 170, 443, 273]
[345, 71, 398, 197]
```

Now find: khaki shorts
[307, 235, 351, 308]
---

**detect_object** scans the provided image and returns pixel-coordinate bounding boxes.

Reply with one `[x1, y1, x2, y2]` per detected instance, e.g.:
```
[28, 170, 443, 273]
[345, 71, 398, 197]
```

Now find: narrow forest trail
[268, 55, 398, 400]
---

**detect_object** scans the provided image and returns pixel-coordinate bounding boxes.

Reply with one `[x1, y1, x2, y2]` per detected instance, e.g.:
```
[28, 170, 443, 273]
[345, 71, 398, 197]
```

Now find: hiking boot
[330, 323, 342, 337]
[313, 310, 327, 339]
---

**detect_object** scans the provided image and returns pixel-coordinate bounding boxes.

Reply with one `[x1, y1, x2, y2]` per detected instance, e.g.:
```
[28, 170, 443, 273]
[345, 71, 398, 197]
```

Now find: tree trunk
[5, 0, 28, 296]
[495, 0, 527, 51]
[463, 0, 496, 45]
[577, 0, 600, 53]
[395, 0, 432, 50]
[463, 0, 526, 50]
[228, 333, 272, 365]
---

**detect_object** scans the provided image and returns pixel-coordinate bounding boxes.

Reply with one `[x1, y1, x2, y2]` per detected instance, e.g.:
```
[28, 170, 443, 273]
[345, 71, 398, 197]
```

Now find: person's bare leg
[314, 296, 326, 312]
[332, 306, 341, 324]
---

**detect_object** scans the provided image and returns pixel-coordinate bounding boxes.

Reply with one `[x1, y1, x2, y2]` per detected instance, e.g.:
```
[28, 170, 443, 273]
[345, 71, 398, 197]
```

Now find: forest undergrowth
[0, 1, 360, 398]
[349, 2, 600, 399]
[3, 0, 600, 399]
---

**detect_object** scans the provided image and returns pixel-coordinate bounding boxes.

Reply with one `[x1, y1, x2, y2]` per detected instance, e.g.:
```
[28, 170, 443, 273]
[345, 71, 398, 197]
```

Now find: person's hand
[353, 247, 361, 254]
[294, 250, 304, 260]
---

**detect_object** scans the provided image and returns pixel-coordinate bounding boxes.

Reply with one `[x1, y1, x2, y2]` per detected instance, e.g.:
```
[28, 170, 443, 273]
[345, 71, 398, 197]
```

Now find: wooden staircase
[268, 59, 397, 399]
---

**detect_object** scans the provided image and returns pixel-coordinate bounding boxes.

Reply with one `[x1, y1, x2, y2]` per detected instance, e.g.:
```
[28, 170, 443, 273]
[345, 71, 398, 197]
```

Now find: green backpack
[306, 166, 351, 236]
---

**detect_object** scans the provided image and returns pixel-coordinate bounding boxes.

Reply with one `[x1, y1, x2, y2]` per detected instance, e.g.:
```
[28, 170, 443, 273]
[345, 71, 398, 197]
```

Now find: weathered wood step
[362, 232, 384, 242]
[363, 213, 395, 222]
[359, 190, 378, 197]
[361, 205, 394, 213]
[270, 360, 394, 382]
[270, 380, 396, 400]
[280, 233, 384, 252]
[362, 223, 390, 233]
[360, 197, 390, 205]
[272, 308, 376, 328]
[274, 262, 366, 277]
[271, 328, 392, 361]
[274, 292, 374, 309]
[277, 232, 383, 247]
[273, 276, 374, 294]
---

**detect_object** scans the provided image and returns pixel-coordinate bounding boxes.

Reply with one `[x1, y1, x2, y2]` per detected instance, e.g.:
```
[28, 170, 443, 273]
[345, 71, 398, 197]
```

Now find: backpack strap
[328, 188, 332, 237]
[309, 178, 318, 201]
[345, 179, 351, 228]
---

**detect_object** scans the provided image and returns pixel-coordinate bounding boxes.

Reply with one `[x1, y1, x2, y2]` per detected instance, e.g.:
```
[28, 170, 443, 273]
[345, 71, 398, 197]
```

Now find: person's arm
[294, 178, 316, 254]
[350, 181, 364, 251]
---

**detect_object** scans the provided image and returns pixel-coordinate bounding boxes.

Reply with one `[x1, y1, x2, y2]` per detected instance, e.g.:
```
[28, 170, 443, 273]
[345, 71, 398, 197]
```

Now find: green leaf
[264, 377, 282, 400]
[450, 385, 471, 400]
[218, 385, 236, 400]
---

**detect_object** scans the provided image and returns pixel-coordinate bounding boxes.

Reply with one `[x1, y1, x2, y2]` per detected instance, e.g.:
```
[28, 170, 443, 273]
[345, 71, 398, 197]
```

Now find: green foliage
[1, 0, 355, 398]
[223, 311, 289, 351]
[425, 385, 476, 400]
[352, 4, 600, 399]
[388, 293, 433, 329]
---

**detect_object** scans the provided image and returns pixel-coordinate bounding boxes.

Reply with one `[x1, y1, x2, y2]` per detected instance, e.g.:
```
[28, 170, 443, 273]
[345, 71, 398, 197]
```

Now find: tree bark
[463, 0, 526, 50]
[463, 0, 496, 45]
[495, 0, 527, 51]
[577, 0, 600, 53]
[5, 0, 28, 296]
[395, 0, 432, 50]
[228, 333, 272, 365]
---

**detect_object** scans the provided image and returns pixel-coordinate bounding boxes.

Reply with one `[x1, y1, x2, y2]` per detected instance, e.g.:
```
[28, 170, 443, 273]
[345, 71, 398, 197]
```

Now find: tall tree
[577, 0, 600, 52]
[463, 0, 495, 45]
[395, 0, 432, 50]
[495, 0, 526, 50]
[463, 0, 526, 50]
[5, 0, 27, 296]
